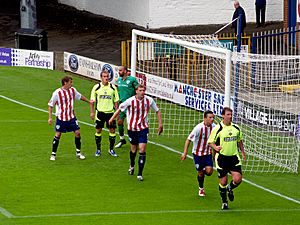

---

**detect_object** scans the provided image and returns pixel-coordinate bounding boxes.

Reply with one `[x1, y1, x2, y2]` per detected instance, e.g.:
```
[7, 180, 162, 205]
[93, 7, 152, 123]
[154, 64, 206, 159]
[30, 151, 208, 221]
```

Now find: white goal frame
[130, 29, 232, 107]
[129, 29, 300, 173]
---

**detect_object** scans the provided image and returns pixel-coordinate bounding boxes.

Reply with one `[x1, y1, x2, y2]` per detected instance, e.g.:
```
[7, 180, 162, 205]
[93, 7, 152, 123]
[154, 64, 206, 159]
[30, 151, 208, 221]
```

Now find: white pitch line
[150, 141, 300, 205]
[11, 208, 300, 219]
[0, 120, 45, 123]
[0, 94, 299, 219]
[0, 95, 48, 114]
[0, 207, 15, 218]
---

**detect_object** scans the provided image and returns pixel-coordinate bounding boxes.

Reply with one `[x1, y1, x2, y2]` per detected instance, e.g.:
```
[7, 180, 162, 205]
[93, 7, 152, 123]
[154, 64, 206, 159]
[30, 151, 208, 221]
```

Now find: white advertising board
[64, 52, 119, 82]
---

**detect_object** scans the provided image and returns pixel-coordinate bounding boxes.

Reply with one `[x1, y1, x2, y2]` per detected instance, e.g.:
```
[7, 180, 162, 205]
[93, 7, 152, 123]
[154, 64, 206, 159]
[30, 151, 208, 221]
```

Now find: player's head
[100, 70, 109, 84]
[135, 84, 146, 99]
[203, 110, 214, 126]
[234, 0, 240, 8]
[61, 76, 73, 88]
[221, 107, 233, 125]
[118, 65, 128, 77]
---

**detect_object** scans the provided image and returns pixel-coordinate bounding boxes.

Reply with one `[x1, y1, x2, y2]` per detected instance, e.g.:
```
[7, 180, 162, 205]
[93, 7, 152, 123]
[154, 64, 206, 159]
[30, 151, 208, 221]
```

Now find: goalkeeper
[115, 65, 139, 148]
[208, 107, 246, 210]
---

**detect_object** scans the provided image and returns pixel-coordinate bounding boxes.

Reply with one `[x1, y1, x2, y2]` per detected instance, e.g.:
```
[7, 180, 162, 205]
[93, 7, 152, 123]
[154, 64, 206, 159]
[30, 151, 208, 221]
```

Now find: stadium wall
[58, 0, 283, 29]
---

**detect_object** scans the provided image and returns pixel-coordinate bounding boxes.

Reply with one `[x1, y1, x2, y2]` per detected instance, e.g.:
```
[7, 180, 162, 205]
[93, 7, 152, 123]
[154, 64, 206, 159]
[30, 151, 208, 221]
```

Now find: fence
[251, 26, 300, 55]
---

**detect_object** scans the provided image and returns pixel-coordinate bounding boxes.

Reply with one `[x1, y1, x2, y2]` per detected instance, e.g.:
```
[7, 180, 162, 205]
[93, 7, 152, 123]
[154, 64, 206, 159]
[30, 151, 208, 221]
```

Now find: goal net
[130, 29, 300, 173]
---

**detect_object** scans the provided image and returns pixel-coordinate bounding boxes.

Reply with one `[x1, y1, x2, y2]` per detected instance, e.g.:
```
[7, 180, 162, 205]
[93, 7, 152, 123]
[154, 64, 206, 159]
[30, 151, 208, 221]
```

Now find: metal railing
[251, 26, 300, 55]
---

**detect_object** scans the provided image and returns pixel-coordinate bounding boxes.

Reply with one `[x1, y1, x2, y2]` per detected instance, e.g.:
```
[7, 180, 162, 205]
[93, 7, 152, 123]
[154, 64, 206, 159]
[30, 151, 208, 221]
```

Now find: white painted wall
[58, 0, 283, 29]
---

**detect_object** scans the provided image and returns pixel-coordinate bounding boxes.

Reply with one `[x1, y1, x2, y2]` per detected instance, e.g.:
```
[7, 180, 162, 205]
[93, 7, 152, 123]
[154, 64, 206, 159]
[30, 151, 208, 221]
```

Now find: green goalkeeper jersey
[116, 76, 138, 103]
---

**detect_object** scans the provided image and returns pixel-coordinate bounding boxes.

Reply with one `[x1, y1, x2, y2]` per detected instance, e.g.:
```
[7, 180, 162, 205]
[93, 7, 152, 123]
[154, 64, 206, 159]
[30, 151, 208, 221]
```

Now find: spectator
[255, 0, 266, 27]
[232, 1, 246, 35]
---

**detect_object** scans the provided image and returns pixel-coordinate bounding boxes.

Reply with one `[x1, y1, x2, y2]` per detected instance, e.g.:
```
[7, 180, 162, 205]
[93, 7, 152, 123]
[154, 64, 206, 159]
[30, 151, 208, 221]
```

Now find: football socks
[95, 133, 102, 150]
[109, 133, 116, 150]
[138, 152, 146, 176]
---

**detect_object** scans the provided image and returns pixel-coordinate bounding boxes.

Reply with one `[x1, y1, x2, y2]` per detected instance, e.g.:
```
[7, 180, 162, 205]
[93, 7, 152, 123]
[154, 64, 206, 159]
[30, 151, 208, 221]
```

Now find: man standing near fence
[255, 0, 266, 28]
[232, 1, 246, 35]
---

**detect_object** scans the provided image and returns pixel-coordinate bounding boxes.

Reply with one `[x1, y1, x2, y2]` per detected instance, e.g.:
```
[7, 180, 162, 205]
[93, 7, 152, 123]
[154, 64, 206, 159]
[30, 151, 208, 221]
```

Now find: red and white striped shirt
[48, 87, 81, 121]
[119, 95, 159, 131]
[188, 122, 215, 156]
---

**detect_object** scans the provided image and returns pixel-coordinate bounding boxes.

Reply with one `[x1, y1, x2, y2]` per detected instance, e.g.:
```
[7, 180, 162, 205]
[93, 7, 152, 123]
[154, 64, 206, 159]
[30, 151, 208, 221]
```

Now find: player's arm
[110, 100, 128, 125]
[150, 99, 163, 135]
[113, 89, 119, 110]
[48, 93, 56, 125]
[109, 108, 121, 125]
[238, 140, 246, 161]
[80, 94, 93, 104]
[89, 85, 97, 120]
[90, 101, 96, 120]
[73, 87, 90, 104]
[181, 139, 191, 161]
[208, 142, 221, 151]
[208, 127, 222, 152]
[156, 110, 163, 135]
[114, 101, 119, 110]
[48, 106, 53, 125]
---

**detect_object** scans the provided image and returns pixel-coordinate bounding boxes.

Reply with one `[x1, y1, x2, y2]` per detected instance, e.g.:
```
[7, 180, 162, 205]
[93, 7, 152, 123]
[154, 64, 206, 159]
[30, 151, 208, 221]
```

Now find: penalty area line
[1, 95, 300, 207]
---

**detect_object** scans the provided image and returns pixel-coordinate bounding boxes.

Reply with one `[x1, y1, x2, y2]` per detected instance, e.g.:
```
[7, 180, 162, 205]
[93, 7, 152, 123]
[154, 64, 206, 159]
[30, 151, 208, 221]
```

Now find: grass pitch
[0, 66, 299, 225]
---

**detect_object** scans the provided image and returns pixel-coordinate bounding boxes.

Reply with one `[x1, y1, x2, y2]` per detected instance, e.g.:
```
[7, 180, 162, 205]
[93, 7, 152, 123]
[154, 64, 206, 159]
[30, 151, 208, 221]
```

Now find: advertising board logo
[102, 64, 114, 82]
[69, 54, 78, 72]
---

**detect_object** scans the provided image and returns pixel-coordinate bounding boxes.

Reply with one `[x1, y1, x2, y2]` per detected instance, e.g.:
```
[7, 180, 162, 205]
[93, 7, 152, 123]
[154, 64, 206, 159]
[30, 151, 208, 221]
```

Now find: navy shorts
[55, 117, 80, 133]
[193, 154, 213, 171]
[95, 111, 116, 129]
[128, 128, 149, 145]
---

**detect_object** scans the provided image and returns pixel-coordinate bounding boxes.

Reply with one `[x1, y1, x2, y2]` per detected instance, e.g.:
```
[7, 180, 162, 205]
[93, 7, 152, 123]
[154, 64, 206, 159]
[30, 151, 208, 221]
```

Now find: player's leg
[227, 168, 242, 201]
[197, 170, 205, 196]
[202, 154, 214, 187]
[94, 112, 105, 156]
[115, 112, 126, 148]
[129, 144, 137, 175]
[193, 154, 206, 196]
[50, 131, 61, 161]
[198, 164, 213, 196]
[137, 143, 146, 181]
[74, 129, 85, 160]
[107, 113, 117, 157]
[226, 171, 242, 202]
[50, 117, 65, 161]
[136, 128, 149, 181]
[226, 155, 243, 202]
[219, 176, 229, 210]
[128, 130, 138, 175]
[216, 153, 229, 209]
[108, 128, 117, 157]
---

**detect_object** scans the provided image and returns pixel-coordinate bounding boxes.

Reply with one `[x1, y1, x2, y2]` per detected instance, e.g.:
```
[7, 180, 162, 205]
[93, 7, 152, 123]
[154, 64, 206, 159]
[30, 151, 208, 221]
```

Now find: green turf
[0, 66, 299, 225]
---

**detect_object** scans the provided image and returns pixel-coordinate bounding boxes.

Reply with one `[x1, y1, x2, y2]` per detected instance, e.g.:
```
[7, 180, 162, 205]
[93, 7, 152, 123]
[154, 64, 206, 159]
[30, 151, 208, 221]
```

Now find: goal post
[131, 29, 232, 107]
[130, 29, 300, 173]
